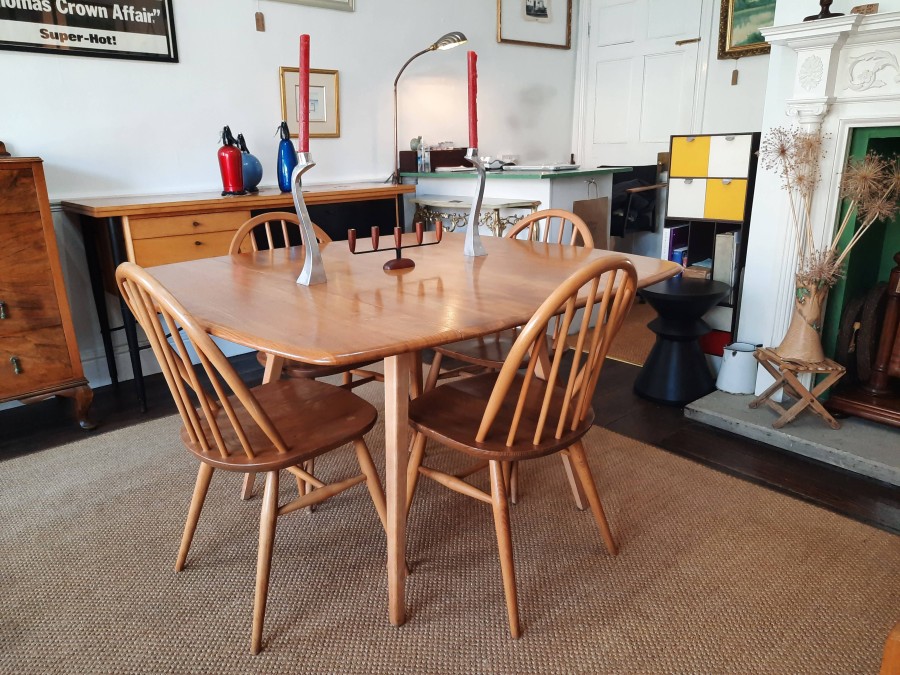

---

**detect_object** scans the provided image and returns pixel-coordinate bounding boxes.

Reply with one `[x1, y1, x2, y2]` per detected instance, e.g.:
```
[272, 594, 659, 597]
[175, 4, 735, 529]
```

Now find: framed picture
[279, 67, 340, 139]
[268, 0, 354, 10]
[718, 0, 776, 59]
[0, 0, 177, 63]
[497, 0, 572, 50]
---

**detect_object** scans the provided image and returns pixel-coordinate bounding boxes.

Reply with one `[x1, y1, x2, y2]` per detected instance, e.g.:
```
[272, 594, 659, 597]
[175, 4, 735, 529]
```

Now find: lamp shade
[431, 31, 467, 51]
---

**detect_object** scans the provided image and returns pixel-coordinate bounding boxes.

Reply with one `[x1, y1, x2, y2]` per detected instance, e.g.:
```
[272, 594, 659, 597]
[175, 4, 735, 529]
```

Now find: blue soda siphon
[276, 121, 298, 192]
[237, 133, 263, 193]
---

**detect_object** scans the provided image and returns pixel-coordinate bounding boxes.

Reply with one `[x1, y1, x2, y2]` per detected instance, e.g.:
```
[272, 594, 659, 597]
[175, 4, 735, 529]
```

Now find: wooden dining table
[148, 230, 680, 627]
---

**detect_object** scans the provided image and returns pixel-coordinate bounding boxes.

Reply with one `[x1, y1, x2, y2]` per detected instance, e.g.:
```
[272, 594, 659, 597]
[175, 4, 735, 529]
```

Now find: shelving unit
[662, 132, 760, 334]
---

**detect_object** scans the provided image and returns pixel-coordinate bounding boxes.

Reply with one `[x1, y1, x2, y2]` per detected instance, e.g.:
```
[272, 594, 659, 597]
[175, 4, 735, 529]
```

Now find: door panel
[595, 1, 636, 46]
[640, 52, 691, 143]
[592, 58, 633, 144]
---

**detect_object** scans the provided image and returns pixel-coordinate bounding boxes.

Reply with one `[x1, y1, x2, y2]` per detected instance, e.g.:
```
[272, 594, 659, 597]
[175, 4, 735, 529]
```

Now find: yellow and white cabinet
[666, 133, 756, 222]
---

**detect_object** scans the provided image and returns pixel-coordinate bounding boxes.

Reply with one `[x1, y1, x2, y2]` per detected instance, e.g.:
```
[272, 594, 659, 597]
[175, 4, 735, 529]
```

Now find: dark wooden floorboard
[2, 353, 898, 535]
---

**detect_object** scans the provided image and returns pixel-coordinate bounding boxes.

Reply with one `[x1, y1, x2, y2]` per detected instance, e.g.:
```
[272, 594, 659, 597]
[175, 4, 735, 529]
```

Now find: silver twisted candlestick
[464, 148, 487, 257]
[291, 152, 327, 286]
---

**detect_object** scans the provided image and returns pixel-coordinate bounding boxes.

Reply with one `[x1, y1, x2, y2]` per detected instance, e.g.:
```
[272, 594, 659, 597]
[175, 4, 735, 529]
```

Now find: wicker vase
[774, 278, 828, 364]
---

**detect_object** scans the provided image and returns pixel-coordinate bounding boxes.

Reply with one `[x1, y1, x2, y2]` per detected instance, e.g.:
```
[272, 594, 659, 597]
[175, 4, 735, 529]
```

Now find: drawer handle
[194, 240, 203, 246]
[192, 221, 202, 227]
[722, 178, 732, 185]
[0, 301, 6, 319]
[684, 178, 694, 184]
[10, 356, 22, 375]
[725, 135, 735, 141]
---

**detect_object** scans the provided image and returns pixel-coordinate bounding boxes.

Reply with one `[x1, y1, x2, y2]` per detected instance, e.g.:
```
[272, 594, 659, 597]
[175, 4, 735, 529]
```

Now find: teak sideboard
[0, 157, 93, 427]
[61, 183, 416, 410]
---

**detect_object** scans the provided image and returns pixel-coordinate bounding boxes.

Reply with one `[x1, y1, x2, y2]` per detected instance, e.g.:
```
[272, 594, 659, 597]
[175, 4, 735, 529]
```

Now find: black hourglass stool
[633, 277, 731, 406]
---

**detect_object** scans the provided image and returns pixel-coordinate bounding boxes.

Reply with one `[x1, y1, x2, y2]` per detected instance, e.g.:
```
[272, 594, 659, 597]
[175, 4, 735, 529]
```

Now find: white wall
[1, 0, 578, 392]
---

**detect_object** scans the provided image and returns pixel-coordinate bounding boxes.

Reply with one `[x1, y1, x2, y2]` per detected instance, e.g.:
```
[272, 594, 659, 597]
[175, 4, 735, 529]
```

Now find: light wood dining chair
[423, 209, 595, 506]
[405, 255, 637, 638]
[231, 212, 383, 500]
[229, 212, 382, 389]
[116, 262, 387, 655]
[424, 209, 594, 392]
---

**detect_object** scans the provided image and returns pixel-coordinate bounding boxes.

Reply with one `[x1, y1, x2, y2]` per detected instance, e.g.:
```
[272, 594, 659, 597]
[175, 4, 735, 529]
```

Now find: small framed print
[279, 67, 340, 139]
[497, 0, 572, 50]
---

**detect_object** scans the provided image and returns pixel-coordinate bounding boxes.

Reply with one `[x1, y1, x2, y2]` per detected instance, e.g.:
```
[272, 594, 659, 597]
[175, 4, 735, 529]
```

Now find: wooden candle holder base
[383, 257, 415, 271]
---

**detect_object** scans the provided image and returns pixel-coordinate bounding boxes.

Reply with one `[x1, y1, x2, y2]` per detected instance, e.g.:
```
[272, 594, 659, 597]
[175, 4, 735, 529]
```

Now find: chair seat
[409, 372, 594, 462]
[181, 378, 377, 472]
[433, 329, 521, 369]
[254, 350, 378, 379]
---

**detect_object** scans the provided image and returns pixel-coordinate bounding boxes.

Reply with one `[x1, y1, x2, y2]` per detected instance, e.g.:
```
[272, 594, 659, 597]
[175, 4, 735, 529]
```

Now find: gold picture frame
[718, 0, 775, 59]
[269, 0, 354, 11]
[497, 0, 572, 50]
[279, 67, 340, 139]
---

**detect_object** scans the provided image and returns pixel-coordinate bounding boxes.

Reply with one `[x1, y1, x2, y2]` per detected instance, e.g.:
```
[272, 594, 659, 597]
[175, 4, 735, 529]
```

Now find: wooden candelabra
[348, 221, 442, 271]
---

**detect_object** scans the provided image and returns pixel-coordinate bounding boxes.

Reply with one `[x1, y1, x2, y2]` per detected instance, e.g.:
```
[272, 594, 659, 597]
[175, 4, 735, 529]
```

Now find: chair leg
[354, 438, 387, 532]
[423, 352, 443, 392]
[489, 460, 521, 638]
[405, 431, 427, 516]
[509, 462, 519, 505]
[176, 462, 214, 572]
[241, 472, 256, 500]
[560, 451, 587, 511]
[568, 441, 617, 556]
[251, 470, 279, 655]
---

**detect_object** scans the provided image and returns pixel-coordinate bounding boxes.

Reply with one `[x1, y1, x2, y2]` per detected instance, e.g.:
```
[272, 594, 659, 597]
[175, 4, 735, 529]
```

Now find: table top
[401, 167, 632, 181]
[148, 232, 680, 366]
[60, 182, 416, 218]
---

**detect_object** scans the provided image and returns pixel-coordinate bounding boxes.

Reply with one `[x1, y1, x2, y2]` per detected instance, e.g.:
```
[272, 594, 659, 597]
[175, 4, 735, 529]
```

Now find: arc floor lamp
[391, 31, 468, 185]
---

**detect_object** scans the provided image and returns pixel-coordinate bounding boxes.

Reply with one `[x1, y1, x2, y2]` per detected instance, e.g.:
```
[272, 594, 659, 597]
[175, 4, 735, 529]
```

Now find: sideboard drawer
[0, 325, 75, 400]
[0, 281, 63, 335]
[126, 210, 252, 240]
[132, 230, 239, 267]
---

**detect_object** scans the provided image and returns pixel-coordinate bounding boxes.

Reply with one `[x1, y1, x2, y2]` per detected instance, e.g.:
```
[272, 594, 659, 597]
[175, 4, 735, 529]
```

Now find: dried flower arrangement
[759, 127, 900, 287]
[758, 126, 900, 363]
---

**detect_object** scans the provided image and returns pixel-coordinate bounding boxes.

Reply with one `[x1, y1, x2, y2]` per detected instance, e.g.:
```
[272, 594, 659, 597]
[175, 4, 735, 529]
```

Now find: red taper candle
[298, 34, 310, 153]
[467, 51, 478, 149]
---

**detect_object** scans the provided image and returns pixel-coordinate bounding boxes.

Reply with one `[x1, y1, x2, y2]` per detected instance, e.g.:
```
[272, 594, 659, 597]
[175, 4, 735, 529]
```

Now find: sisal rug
[606, 301, 657, 366]
[1, 381, 897, 674]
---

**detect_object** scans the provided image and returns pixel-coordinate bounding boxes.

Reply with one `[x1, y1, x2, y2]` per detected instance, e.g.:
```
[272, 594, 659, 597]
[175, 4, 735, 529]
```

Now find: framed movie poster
[0, 0, 177, 62]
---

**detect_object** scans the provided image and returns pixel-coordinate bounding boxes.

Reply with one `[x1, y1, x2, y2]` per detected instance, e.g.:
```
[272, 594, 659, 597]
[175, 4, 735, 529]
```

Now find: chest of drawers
[0, 158, 93, 427]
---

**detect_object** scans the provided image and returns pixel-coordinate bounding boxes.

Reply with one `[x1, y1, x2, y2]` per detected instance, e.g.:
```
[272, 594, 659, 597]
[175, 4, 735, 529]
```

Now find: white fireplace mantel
[740, 11, 900, 394]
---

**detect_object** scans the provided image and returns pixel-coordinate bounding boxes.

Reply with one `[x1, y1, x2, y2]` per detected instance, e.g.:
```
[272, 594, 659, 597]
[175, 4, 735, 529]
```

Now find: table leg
[106, 217, 146, 411]
[80, 217, 119, 385]
[384, 352, 411, 626]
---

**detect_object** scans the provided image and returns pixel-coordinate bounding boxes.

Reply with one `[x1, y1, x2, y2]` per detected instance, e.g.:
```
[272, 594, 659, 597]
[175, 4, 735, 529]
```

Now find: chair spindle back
[506, 209, 594, 248]
[477, 256, 637, 448]
[229, 212, 332, 254]
[116, 262, 290, 460]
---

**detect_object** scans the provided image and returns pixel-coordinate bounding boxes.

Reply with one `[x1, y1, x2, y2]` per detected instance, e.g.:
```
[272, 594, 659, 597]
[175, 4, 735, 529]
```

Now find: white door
[576, 0, 704, 167]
